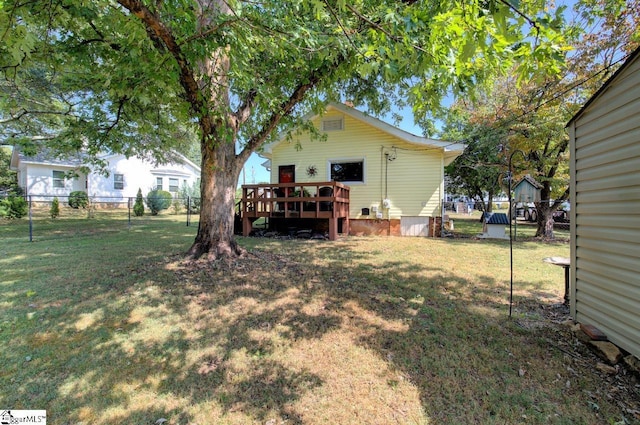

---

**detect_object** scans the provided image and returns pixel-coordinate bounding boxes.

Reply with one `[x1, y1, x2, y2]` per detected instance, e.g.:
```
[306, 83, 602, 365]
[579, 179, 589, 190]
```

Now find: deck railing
[240, 181, 350, 239]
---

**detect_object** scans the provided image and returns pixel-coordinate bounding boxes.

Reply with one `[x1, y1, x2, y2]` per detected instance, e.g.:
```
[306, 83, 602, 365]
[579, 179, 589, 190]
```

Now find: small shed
[480, 212, 509, 239]
[513, 175, 542, 203]
[566, 47, 640, 359]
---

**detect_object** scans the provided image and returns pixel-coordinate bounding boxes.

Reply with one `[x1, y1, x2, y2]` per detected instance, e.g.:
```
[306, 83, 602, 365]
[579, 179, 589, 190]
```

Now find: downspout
[380, 146, 384, 206]
[441, 150, 445, 237]
[384, 152, 389, 201]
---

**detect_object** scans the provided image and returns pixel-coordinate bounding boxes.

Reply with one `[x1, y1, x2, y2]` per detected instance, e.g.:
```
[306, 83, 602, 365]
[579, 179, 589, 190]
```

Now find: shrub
[133, 188, 145, 216]
[0, 195, 28, 219]
[179, 181, 200, 213]
[146, 189, 172, 215]
[171, 197, 182, 215]
[68, 191, 89, 209]
[50, 197, 60, 218]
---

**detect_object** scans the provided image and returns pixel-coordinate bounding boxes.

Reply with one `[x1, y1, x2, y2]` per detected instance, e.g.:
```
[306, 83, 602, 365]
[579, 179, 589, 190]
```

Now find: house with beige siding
[256, 102, 464, 237]
[567, 47, 640, 359]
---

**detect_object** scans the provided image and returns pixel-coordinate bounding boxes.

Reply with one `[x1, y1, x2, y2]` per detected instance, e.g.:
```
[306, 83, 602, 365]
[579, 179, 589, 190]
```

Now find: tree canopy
[0, 145, 18, 193]
[1, 0, 572, 257]
[442, 0, 639, 238]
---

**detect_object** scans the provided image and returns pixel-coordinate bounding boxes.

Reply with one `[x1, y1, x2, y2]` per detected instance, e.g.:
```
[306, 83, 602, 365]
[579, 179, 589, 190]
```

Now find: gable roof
[99, 151, 201, 173]
[11, 148, 200, 173]
[567, 46, 640, 127]
[514, 174, 543, 190]
[10, 147, 87, 170]
[261, 102, 465, 158]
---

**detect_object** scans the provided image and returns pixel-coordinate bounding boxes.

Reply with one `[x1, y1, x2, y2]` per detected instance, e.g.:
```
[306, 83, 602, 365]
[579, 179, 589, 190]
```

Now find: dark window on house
[53, 170, 65, 188]
[330, 161, 363, 182]
[114, 174, 124, 190]
[156, 177, 163, 190]
[169, 178, 179, 192]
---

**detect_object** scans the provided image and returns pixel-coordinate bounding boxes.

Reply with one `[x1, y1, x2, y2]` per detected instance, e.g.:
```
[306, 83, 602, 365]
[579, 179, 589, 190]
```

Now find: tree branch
[117, 0, 205, 118]
[0, 104, 77, 124]
[323, 0, 359, 53]
[232, 89, 257, 128]
[99, 95, 127, 136]
[180, 18, 238, 46]
[237, 53, 348, 164]
[497, 0, 540, 34]
[345, 4, 432, 57]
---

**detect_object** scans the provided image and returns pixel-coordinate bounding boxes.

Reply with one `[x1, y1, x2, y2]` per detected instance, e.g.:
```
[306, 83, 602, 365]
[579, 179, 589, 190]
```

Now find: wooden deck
[240, 182, 350, 240]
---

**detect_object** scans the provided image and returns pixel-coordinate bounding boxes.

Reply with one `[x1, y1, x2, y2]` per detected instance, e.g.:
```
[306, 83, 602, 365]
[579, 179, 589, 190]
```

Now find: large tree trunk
[484, 190, 495, 212]
[187, 130, 243, 260]
[535, 202, 555, 239]
[186, 0, 245, 260]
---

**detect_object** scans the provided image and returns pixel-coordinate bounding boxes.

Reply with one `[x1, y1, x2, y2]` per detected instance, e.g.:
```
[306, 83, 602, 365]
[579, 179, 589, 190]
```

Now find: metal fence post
[128, 197, 132, 227]
[28, 195, 33, 242]
[186, 196, 190, 227]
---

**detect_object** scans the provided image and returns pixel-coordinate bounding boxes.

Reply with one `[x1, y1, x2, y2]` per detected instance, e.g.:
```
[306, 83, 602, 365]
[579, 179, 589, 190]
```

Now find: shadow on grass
[0, 229, 596, 424]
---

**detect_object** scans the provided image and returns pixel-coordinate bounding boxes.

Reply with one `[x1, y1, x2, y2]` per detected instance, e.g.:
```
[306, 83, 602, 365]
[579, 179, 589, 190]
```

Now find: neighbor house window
[169, 178, 179, 192]
[114, 174, 124, 190]
[330, 160, 364, 182]
[156, 177, 163, 190]
[322, 118, 343, 131]
[52, 170, 65, 188]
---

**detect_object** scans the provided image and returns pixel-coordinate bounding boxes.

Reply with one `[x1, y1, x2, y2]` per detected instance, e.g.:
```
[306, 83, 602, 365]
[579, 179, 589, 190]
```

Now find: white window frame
[156, 177, 163, 191]
[327, 158, 365, 184]
[114, 173, 124, 190]
[52, 170, 65, 189]
[168, 178, 179, 193]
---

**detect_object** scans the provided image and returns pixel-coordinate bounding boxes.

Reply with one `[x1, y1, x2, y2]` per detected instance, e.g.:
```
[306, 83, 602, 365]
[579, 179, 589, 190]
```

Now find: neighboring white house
[567, 47, 640, 359]
[10, 149, 201, 201]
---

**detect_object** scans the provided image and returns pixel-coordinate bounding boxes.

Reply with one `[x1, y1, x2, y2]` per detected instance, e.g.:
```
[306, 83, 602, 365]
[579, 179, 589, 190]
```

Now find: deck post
[328, 217, 337, 241]
[242, 215, 252, 236]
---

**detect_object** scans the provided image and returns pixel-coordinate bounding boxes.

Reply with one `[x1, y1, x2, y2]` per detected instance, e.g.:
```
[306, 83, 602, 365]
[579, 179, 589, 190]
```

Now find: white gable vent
[322, 118, 344, 131]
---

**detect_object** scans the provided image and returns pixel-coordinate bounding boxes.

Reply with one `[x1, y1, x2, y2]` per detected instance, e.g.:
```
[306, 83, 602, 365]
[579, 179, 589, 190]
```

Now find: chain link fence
[13, 195, 202, 241]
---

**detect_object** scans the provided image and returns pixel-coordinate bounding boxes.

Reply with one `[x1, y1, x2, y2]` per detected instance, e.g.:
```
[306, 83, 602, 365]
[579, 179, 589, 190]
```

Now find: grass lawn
[1, 214, 638, 424]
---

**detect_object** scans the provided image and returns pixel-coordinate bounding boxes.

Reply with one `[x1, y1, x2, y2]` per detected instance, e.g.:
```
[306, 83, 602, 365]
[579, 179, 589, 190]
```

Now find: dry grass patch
[1, 218, 638, 424]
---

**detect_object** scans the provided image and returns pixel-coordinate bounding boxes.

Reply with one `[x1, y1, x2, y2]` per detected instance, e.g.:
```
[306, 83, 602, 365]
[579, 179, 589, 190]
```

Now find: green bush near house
[146, 189, 172, 215]
[68, 191, 89, 209]
[50, 197, 60, 218]
[0, 195, 28, 219]
[133, 188, 145, 216]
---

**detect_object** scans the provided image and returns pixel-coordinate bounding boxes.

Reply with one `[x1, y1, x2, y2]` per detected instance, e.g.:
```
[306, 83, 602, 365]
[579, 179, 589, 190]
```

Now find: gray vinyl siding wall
[568, 54, 640, 358]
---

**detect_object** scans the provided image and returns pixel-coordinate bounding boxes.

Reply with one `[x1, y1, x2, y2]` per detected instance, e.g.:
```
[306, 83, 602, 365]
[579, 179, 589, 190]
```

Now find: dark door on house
[278, 165, 295, 183]
[277, 165, 295, 210]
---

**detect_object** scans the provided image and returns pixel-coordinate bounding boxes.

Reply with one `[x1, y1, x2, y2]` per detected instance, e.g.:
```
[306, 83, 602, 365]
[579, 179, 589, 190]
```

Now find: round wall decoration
[306, 165, 318, 177]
